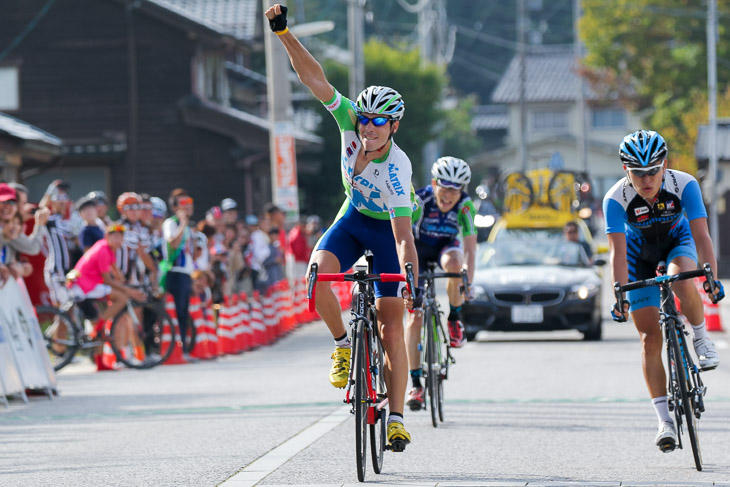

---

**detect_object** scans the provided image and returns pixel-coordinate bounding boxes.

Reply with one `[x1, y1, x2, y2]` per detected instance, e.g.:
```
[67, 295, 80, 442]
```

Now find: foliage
[660, 86, 730, 174]
[580, 0, 730, 174]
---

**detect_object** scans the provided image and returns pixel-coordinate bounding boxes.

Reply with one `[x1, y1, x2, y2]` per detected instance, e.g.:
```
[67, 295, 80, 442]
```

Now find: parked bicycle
[307, 255, 414, 482]
[417, 262, 469, 427]
[614, 262, 718, 471]
[38, 283, 176, 371]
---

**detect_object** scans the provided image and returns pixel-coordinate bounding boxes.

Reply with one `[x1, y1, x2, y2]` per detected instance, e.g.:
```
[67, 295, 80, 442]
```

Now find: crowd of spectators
[0, 179, 324, 358]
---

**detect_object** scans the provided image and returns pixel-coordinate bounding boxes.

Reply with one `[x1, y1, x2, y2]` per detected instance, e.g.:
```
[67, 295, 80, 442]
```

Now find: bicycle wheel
[354, 320, 368, 482]
[110, 301, 175, 369]
[36, 306, 80, 371]
[669, 323, 702, 470]
[497, 171, 534, 214]
[370, 330, 386, 474]
[424, 307, 438, 428]
[434, 312, 447, 423]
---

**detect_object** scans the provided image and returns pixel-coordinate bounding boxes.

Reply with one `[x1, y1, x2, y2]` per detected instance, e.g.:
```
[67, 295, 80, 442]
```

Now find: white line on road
[715, 339, 729, 350]
[219, 405, 351, 487]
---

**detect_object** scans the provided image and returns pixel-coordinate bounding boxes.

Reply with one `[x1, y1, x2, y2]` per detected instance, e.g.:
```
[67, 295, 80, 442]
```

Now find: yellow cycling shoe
[387, 421, 411, 452]
[329, 346, 351, 388]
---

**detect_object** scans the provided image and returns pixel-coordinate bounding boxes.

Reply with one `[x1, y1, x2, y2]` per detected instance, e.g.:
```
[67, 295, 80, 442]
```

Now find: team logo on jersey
[637, 215, 649, 222]
[657, 202, 665, 210]
[666, 201, 675, 210]
[325, 93, 342, 111]
[389, 208, 396, 219]
[634, 206, 650, 216]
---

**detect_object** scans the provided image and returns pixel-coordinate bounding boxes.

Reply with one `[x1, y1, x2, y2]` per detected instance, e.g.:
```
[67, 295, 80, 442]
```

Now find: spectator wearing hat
[69, 223, 146, 370]
[88, 191, 112, 227]
[1, 212, 33, 280]
[0, 183, 17, 223]
[306, 215, 323, 249]
[221, 198, 238, 225]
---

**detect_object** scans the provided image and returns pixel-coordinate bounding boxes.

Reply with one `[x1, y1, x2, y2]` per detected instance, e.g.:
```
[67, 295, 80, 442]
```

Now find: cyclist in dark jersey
[405, 157, 476, 410]
[604, 129, 724, 452]
[265, 3, 420, 450]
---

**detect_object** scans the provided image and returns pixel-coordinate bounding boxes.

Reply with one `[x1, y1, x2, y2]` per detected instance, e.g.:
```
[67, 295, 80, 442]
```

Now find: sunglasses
[436, 179, 462, 190]
[107, 224, 127, 233]
[178, 196, 194, 206]
[627, 165, 662, 177]
[357, 115, 392, 127]
[123, 204, 143, 211]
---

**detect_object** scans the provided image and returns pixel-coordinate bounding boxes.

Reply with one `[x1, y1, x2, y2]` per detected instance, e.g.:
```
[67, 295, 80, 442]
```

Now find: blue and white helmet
[356, 85, 405, 120]
[619, 130, 668, 168]
[431, 157, 471, 188]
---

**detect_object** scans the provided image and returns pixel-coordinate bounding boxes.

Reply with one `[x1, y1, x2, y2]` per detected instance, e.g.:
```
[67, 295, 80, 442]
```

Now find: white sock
[652, 396, 672, 424]
[334, 334, 351, 348]
[692, 320, 709, 341]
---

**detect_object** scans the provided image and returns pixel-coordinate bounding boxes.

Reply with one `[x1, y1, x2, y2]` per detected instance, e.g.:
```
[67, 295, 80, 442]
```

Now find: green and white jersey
[323, 89, 415, 220]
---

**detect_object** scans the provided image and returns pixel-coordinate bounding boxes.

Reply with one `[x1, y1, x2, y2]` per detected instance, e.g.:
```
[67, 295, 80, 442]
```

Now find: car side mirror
[592, 258, 607, 267]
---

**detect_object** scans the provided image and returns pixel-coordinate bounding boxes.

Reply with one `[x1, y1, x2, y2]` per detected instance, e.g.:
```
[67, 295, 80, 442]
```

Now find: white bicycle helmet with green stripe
[356, 85, 405, 120]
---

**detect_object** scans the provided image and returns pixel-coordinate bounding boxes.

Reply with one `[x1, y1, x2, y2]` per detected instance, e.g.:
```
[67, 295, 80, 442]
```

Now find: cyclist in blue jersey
[266, 4, 421, 450]
[404, 157, 477, 409]
[604, 129, 724, 452]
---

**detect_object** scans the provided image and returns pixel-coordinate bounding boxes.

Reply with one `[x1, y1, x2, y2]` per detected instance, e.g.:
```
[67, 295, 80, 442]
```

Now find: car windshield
[477, 228, 590, 268]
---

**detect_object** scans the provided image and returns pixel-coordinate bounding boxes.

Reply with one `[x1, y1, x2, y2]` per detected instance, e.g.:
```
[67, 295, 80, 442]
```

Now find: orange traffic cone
[163, 294, 187, 365]
[263, 288, 277, 344]
[250, 291, 266, 347]
[189, 296, 214, 360]
[217, 297, 237, 355]
[206, 306, 222, 357]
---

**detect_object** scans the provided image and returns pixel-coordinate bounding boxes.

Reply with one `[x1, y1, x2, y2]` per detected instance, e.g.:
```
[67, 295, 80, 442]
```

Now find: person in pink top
[68, 224, 146, 369]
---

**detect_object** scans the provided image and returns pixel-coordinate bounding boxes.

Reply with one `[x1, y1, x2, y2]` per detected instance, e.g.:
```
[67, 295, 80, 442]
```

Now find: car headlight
[472, 285, 488, 301]
[569, 283, 599, 300]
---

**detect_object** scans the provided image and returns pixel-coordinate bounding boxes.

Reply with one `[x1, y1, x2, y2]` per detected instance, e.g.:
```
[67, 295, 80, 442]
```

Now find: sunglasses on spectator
[123, 204, 143, 211]
[178, 196, 193, 207]
[627, 165, 663, 177]
[51, 194, 70, 202]
[357, 115, 392, 127]
[1, 200, 17, 205]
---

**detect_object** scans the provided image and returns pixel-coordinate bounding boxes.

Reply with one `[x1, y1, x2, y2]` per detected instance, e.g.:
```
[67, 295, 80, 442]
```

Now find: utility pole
[707, 0, 719, 254]
[517, 0, 528, 172]
[262, 0, 299, 222]
[348, 0, 365, 99]
[573, 0, 588, 174]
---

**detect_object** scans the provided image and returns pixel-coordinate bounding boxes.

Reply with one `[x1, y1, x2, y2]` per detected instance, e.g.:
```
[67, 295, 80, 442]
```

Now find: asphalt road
[2, 282, 730, 486]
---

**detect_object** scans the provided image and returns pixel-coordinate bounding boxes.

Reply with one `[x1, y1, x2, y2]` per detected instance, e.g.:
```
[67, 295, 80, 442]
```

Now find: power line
[0, 0, 58, 63]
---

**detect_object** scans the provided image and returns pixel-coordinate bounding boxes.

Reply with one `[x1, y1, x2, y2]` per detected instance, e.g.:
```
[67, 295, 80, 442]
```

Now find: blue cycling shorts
[316, 203, 403, 298]
[628, 244, 698, 312]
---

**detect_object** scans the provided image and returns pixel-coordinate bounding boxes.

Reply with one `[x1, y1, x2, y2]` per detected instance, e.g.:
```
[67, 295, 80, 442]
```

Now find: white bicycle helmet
[150, 196, 167, 218]
[356, 85, 405, 120]
[431, 157, 472, 188]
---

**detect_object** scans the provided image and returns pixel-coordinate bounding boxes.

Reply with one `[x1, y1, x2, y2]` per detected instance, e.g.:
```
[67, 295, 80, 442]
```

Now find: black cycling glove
[411, 287, 424, 309]
[269, 5, 288, 33]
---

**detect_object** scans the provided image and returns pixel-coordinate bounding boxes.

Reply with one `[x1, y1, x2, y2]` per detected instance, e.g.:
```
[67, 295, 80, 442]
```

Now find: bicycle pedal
[659, 442, 677, 453]
[387, 439, 407, 452]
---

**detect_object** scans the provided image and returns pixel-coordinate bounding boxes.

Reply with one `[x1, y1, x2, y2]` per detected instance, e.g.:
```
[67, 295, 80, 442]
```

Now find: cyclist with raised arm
[604, 129, 724, 452]
[265, 3, 421, 450]
[405, 157, 476, 410]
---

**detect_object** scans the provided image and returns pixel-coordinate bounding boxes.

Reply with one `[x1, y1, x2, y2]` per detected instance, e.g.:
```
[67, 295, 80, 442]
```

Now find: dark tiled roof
[472, 105, 508, 130]
[146, 0, 259, 41]
[491, 46, 596, 104]
[695, 121, 730, 161]
[0, 112, 62, 146]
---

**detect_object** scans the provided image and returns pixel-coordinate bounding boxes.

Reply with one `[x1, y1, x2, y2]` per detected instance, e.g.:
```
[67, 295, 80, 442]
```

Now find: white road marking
[714, 339, 729, 350]
[219, 405, 350, 487]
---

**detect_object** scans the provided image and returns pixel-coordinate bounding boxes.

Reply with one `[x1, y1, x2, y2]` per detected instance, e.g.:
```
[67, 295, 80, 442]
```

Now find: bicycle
[417, 262, 469, 427]
[307, 256, 414, 482]
[38, 284, 176, 370]
[614, 262, 718, 471]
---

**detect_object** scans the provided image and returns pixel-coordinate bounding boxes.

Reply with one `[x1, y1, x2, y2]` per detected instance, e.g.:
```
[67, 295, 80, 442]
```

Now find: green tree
[580, 0, 730, 173]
